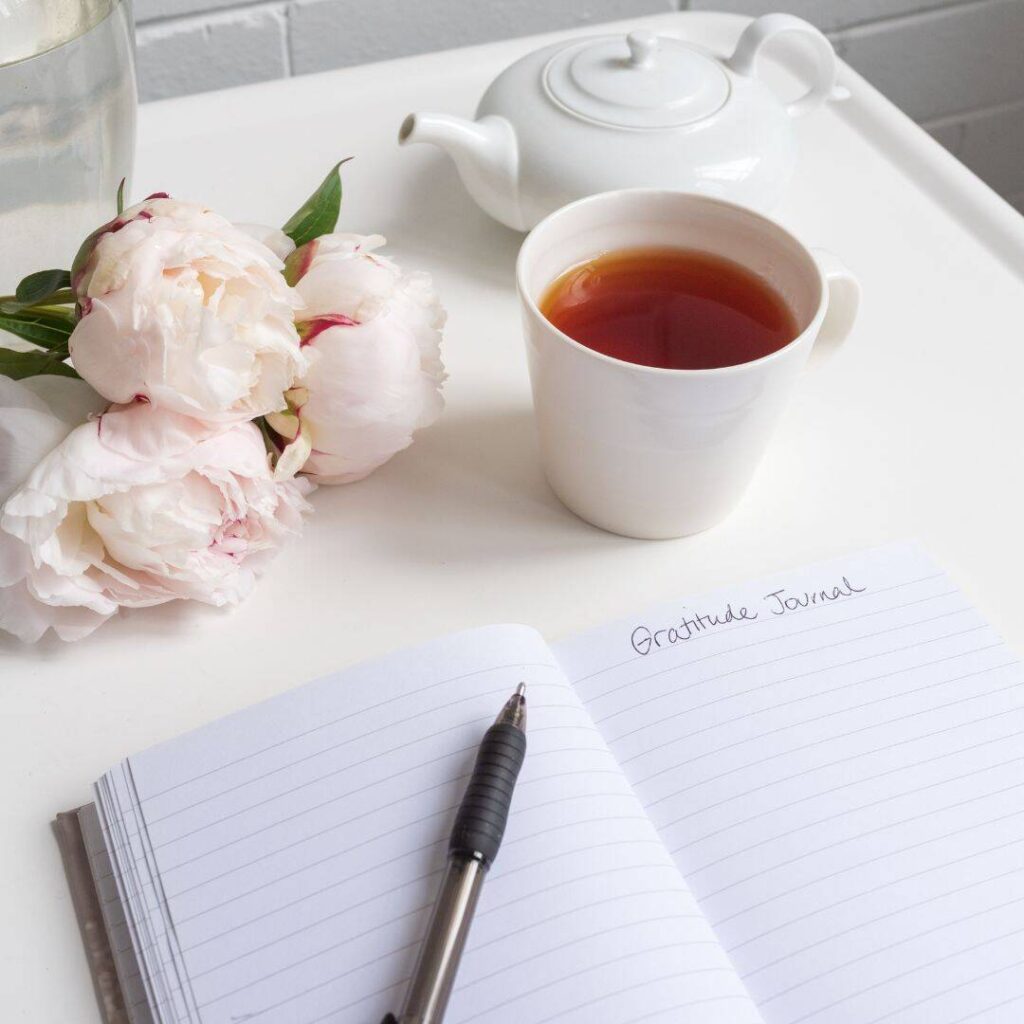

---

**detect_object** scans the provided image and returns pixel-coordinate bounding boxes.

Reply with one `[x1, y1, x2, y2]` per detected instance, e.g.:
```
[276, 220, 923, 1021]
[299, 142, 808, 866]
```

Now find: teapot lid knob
[544, 30, 729, 130]
[626, 30, 658, 68]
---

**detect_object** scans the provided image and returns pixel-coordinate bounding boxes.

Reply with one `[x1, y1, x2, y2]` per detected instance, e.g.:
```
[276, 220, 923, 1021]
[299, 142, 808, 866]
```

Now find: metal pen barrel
[395, 853, 487, 1024]
[385, 684, 527, 1024]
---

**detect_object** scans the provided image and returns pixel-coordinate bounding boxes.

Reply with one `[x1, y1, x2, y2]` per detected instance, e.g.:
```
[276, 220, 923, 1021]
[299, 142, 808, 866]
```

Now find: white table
[2, 11, 1023, 1021]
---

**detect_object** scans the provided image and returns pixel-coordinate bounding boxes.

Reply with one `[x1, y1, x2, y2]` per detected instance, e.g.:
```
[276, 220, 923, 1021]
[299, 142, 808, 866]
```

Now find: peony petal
[70, 197, 305, 422]
[0, 375, 106, 504]
[0, 401, 312, 641]
[235, 223, 296, 262]
[0, 579, 110, 643]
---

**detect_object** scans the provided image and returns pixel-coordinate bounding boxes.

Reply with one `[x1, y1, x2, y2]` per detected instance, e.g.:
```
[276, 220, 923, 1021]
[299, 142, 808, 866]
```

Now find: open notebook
[59, 542, 1024, 1024]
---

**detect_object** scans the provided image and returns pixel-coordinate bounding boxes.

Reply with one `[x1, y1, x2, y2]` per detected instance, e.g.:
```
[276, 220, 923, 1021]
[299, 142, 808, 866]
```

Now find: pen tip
[495, 682, 528, 728]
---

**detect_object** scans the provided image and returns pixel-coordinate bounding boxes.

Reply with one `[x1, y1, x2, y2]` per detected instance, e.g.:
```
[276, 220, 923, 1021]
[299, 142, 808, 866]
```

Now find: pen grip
[449, 722, 526, 865]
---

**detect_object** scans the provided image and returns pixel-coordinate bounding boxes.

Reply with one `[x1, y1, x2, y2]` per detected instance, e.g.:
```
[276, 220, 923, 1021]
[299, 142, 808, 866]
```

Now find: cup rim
[516, 188, 827, 378]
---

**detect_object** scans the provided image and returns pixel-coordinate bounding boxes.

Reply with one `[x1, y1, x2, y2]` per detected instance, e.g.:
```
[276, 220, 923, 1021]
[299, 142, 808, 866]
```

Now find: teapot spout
[399, 112, 524, 230]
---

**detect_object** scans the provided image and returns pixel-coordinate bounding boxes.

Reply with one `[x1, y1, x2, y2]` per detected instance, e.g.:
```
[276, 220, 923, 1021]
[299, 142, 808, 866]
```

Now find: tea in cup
[516, 189, 859, 539]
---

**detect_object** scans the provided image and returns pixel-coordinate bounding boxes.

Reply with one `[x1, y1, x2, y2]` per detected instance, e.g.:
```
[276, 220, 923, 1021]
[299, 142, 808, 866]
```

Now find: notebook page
[80, 803, 156, 1024]
[556, 543, 1024, 1024]
[110, 625, 762, 1024]
[96, 765, 192, 1022]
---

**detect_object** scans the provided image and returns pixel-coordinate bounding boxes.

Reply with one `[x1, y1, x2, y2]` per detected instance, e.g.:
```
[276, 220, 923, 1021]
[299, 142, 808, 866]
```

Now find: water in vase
[0, 0, 136, 293]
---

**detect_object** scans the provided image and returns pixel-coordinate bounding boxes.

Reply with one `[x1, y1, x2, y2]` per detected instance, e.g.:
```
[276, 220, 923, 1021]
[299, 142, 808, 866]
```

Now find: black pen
[382, 683, 528, 1024]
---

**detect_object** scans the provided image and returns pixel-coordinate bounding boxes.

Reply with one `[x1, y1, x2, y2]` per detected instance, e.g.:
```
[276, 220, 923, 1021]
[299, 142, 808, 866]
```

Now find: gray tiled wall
[133, 0, 1024, 211]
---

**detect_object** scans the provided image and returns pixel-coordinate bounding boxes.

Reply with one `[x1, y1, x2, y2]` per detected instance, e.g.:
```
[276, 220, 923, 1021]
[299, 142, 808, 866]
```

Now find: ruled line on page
[136, 709, 590, 872]
[299, 977, 406, 1024]
[945, 991, 1024, 1024]
[795, 930, 1024, 1024]
[178, 811, 649, 933]
[210, 920, 699, 1020]
[190, 892, 429, 983]
[614, 626, 993, 753]
[654, 703, 1024, 823]
[613, 634, 998, 755]
[108, 719, 605, 903]
[179, 813, 661, 971]
[617, 996, 760, 1024]
[168, 765, 624, 899]
[672, 727, 1024, 847]
[168, 740, 622, 922]
[529, 980, 755, 1024]
[197, 903, 702, 1010]
[125, 758, 202, 1022]
[103, 769, 183, 1019]
[467, 882, 698, 955]
[146, 682, 569, 828]
[743, 862, 1024, 979]
[190, 855, 677, 986]
[459, 925, 719, 991]
[860, 959, 1024, 1024]
[141, 659, 557, 802]
[634, 670, 1022, 790]
[166, 770, 473, 884]
[575, 570, 947, 687]
[557, 545, 1024, 1024]
[705, 798, 1024, 908]
[760, 894, 1024, 1006]
[473, 846, 671, 907]
[453, 950, 733, 1024]
[153, 713, 590, 876]
[179, 782, 645, 918]
[101, 630, 614, 1024]
[724, 836, 1024, 952]
[686, 753, 1024, 874]
[136, 598, 749, 1024]
[597, 599, 970, 728]
[197, 935, 421, 1011]
[287, 952, 736, 1024]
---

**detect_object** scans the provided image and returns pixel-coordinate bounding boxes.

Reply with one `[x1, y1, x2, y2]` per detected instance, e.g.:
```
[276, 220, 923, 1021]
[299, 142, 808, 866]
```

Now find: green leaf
[14, 268, 72, 307]
[0, 306, 76, 351]
[0, 347, 79, 380]
[282, 159, 352, 248]
[116, 178, 126, 216]
[0, 289, 75, 314]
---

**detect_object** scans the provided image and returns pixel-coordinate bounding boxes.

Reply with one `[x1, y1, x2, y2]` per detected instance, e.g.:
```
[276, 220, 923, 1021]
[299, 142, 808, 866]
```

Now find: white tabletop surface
[2, 11, 1023, 1022]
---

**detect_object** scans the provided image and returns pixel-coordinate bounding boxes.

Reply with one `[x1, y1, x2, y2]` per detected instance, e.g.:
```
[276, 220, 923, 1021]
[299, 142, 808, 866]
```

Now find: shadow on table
[310, 404, 639, 567]
[0, 410, 637, 655]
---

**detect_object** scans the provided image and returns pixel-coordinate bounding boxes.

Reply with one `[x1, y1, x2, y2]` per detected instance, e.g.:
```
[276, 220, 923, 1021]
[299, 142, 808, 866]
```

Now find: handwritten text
[630, 575, 867, 656]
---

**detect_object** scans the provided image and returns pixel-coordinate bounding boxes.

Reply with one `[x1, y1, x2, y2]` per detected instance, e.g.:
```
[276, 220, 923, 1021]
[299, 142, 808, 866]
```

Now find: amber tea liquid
[539, 247, 799, 371]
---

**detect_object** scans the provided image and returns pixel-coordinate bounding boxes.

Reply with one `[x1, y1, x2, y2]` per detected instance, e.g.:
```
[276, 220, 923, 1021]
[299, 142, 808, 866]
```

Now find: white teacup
[516, 189, 860, 540]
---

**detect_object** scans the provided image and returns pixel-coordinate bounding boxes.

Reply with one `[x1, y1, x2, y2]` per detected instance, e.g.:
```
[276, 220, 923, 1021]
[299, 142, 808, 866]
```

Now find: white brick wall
[133, 0, 1024, 210]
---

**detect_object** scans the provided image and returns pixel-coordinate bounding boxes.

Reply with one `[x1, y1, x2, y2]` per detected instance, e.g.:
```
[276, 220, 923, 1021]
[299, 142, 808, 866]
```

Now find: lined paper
[556, 543, 1024, 1024]
[100, 625, 762, 1024]
[80, 803, 156, 1024]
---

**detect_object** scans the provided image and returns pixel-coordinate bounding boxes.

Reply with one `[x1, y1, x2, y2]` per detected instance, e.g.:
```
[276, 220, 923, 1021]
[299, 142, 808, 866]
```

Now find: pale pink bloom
[69, 196, 305, 423]
[0, 375, 107, 505]
[0, 396, 311, 643]
[270, 233, 446, 484]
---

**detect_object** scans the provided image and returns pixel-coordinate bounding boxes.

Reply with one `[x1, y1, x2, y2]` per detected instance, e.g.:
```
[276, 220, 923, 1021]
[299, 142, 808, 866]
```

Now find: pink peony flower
[0, 375, 107, 506]
[268, 232, 446, 484]
[0, 396, 312, 643]
[68, 196, 306, 423]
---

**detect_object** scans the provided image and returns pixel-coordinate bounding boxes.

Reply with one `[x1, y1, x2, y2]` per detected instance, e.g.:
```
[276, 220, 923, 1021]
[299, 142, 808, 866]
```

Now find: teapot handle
[726, 13, 838, 118]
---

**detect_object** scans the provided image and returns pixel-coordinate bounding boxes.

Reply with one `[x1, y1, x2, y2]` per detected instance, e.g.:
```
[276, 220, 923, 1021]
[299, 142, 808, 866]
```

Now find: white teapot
[399, 14, 842, 231]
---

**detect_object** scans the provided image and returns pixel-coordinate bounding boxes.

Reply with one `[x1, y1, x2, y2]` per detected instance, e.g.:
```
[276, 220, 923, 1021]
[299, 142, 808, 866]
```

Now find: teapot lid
[543, 30, 730, 130]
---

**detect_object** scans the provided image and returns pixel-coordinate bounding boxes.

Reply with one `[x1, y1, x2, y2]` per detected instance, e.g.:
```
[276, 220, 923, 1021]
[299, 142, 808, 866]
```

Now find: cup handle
[811, 247, 860, 360]
[727, 13, 840, 118]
